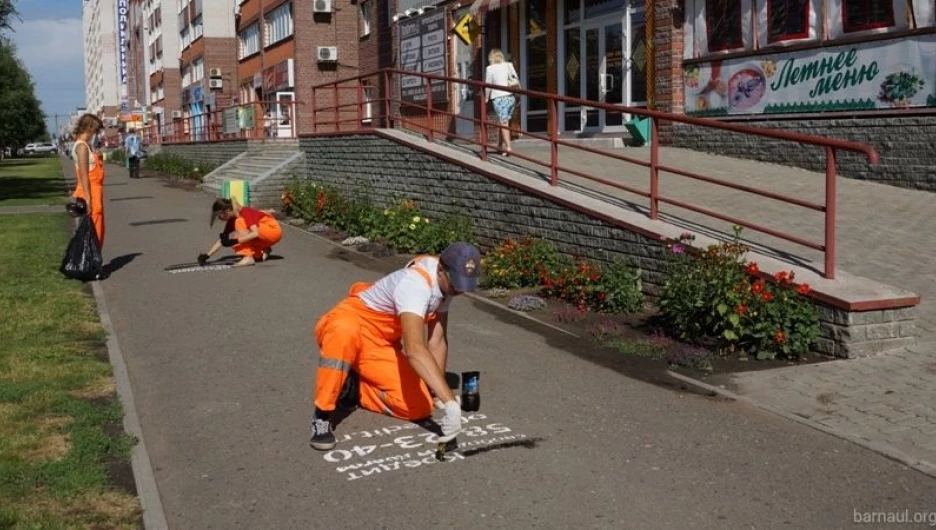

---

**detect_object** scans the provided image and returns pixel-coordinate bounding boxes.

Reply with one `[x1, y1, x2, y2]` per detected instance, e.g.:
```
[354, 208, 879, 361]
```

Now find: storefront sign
[222, 107, 239, 134]
[684, 34, 936, 116]
[192, 85, 204, 103]
[117, 0, 129, 86]
[453, 12, 480, 46]
[399, 10, 448, 104]
[263, 59, 295, 93]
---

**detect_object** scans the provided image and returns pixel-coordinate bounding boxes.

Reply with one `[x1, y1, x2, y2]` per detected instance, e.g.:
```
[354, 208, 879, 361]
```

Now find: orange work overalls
[231, 215, 283, 260]
[313, 258, 441, 420]
[72, 140, 106, 249]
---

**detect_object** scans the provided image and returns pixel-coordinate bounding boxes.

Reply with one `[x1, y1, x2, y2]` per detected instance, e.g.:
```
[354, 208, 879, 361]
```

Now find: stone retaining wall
[672, 115, 936, 192]
[292, 134, 914, 358]
[158, 140, 248, 167]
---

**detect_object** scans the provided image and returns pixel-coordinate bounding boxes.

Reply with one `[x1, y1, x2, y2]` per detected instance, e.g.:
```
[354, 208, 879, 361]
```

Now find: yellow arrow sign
[454, 13, 481, 46]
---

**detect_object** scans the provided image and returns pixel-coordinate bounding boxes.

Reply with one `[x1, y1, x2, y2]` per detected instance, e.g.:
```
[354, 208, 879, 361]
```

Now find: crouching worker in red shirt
[199, 198, 283, 267]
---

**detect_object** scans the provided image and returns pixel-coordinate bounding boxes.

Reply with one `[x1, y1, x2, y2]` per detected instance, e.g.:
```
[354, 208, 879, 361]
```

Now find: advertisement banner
[117, 0, 129, 86]
[684, 34, 936, 116]
[398, 10, 448, 105]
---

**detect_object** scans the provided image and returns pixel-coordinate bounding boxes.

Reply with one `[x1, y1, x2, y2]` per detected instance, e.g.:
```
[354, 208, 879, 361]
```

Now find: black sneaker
[310, 412, 336, 451]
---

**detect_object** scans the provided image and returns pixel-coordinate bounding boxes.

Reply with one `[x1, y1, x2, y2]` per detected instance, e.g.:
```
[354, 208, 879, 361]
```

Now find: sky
[8, 0, 85, 137]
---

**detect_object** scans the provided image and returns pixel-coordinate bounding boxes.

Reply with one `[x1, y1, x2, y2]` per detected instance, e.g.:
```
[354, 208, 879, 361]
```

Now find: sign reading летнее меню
[684, 33, 936, 116]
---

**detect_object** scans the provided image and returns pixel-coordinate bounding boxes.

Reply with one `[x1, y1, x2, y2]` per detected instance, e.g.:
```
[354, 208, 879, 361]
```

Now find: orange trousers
[313, 283, 434, 420]
[232, 216, 282, 260]
[72, 158, 105, 249]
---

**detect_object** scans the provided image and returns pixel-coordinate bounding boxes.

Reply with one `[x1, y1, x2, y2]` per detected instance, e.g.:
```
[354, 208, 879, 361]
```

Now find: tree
[0, 0, 17, 38]
[0, 42, 46, 156]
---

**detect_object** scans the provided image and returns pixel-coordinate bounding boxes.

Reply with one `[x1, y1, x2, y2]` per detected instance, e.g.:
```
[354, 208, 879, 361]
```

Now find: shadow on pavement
[110, 196, 154, 202]
[101, 252, 143, 278]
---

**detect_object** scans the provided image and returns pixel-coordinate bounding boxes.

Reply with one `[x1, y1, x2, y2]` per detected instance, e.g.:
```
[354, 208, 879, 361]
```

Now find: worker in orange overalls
[71, 114, 106, 249]
[199, 198, 283, 267]
[309, 242, 482, 450]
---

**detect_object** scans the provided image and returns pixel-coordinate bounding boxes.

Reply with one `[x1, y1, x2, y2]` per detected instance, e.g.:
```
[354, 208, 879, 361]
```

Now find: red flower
[598, 292, 607, 300]
[752, 280, 766, 295]
[773, 329, 786, 344]
[774, 271, 789, 284]
[735, 304, 747, 316]
[797, 283, 810, 295]
[745, 262, 760, 276]
[761, 291, 773, 303]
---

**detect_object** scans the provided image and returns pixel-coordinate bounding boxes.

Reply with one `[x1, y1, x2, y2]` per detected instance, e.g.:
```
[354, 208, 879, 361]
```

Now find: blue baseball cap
[440, 242, 482, 293]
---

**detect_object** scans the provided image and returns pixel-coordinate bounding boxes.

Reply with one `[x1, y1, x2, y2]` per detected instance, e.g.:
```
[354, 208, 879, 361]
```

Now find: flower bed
[281, 181, 829, 378]
[143, 153, 218, 183]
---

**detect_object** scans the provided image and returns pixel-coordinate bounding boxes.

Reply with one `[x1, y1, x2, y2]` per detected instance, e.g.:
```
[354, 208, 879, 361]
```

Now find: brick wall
[671, 115, 936, 192]
[295, 0, 362, 135]
[202, 37, 238, 108]
[653, 0, 684, 144]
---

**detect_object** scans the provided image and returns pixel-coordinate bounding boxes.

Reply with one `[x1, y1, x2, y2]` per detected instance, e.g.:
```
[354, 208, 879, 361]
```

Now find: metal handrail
[308, 68, 879, 279]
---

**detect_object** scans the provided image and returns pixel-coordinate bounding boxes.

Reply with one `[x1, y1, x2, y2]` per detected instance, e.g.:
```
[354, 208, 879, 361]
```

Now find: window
[362, 82, 375, 123]
[193, 57, 204, 83]
[181, 26, 191, 49]
[182, 64, 191, 87]
[767, 0, 810, 42]
[193, 16, 203, 40]
[843, 0, 894, 32]
[360, 1, 371, 37]
[265, 2, 293, 46]
[239, 23, 260, 58]
[705, 0, 744, 51]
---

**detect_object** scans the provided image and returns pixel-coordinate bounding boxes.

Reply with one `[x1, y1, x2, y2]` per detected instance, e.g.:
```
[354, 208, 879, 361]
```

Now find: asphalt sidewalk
[83, 161, 934, 529]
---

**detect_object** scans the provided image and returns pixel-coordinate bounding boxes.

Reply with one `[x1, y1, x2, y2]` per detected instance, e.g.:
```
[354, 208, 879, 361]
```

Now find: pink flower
[672, 244, 685, 254]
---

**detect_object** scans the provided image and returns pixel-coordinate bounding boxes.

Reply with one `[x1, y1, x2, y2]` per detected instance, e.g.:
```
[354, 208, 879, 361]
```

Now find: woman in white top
[484, 48, 519, 156]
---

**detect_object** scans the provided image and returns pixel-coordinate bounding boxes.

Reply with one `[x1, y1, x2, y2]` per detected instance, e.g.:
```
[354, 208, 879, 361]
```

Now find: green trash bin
[624, 116, 652, 147]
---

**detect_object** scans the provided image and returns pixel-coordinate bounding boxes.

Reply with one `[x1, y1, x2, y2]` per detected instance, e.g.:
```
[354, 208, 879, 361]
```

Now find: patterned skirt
[492, 95, 517, 123]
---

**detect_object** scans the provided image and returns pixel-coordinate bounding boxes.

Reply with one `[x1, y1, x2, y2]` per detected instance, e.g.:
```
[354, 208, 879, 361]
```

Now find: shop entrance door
[581, 17, 625, 132]
[453, 15, 475, 140]
[276, 92, 295, 138]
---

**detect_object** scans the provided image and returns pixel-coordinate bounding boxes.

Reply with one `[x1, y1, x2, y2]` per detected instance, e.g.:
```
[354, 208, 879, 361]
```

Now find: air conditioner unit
[209, 68, 222, 78]
[171, 110, 183, 119]
[208, 78, 223, 89]
[313, 0, 332, 13]
[404, 8, 419, 17]
[317, 46, 338, 62]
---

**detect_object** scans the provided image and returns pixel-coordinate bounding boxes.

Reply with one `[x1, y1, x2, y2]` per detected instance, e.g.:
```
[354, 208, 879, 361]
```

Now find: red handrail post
[824, 146, 837, 280]
[357, 78, 364, 130]
[479, 83, 488, 161]
[649, 117, 660, 219]
[548, 96, 559, 186]
[312, 87, 318, 132]
[384, 70, 393, 128]
[425, 77, 434, 142]
[334, 84, 340, 132]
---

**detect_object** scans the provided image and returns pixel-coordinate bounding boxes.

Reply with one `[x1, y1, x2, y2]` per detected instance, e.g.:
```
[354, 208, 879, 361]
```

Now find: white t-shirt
[358, 256, 451, 318]
[485, 62, 518, 101]
[71, 141, 97, 170]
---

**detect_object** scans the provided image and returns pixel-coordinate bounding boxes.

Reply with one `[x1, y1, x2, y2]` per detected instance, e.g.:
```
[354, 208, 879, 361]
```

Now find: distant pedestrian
[124, 128, 142, 179]
[71, 114, 107, 250]
[485, 48, 520, 156]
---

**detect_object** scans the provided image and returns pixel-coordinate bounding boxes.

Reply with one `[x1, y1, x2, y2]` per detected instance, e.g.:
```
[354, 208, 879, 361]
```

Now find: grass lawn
[0, 158, 68, 207]
[0, 213, 141, 529]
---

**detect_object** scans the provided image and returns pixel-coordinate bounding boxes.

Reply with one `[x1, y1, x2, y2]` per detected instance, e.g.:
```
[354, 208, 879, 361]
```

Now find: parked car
[30, 143, 58, 154]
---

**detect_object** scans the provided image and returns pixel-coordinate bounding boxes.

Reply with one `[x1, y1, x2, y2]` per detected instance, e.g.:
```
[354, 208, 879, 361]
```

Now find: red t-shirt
[224, 207, 267, 233]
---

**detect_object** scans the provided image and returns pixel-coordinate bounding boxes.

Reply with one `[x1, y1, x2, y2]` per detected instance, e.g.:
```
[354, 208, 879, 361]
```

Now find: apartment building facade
[126, 0, 149, 117]
[140, 0, 182, 133]
[178, 0, 238, 139]
[83, 0, 121, 118]
[235, 0, 362, 136]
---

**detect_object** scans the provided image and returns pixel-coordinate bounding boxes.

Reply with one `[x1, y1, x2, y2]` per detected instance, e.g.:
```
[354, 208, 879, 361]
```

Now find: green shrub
[481, 236, 559, 289]
[540, 256, 643, 314]
[658, 228, 820, 359]
[144, 153, 217, 181]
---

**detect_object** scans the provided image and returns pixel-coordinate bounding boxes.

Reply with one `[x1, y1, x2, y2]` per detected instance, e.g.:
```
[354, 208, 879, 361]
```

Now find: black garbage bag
[60, 215, 103, 281]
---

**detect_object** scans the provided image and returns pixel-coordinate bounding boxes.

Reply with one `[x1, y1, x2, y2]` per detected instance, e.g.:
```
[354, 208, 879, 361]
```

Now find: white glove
[438, 401, 462, 443]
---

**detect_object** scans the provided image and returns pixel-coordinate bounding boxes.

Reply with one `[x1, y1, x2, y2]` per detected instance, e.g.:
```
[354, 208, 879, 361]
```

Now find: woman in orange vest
[309, 242, 482, 451]
[71, 114, 106, 249]
[199, 198, 283, 267]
